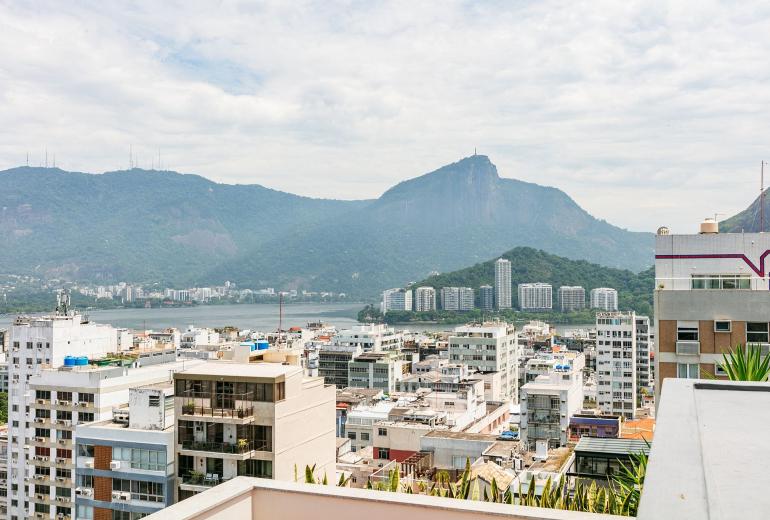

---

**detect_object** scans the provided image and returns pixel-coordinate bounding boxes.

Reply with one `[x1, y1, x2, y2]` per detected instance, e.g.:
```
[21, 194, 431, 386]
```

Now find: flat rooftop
[638, 379, 770, 520]
[424, 430, 496, 441]
[574, 437, 650, 456]
[176, 360, 301, 379]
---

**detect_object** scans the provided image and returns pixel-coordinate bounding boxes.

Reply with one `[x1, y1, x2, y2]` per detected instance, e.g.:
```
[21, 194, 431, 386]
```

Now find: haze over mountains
[0, 155, 654, 296]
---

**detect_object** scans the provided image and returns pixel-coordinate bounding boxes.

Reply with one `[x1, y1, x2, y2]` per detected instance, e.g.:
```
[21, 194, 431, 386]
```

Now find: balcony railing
[181, 404, 254, 419]
[180, 440, 270, 454]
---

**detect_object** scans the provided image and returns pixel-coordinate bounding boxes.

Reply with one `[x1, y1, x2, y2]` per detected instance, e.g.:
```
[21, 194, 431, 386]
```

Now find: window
[677, 322, 699, 341]
[747, 322, 769, 343]
[78, 412, 95, 423]
[714, 320, 731, 333]
[78, 393, 95, 403]
[360, 432, 370, 441]
[714, 363, 728, 377]
[35, 391, 51, 401]
[677, 363, 699, 379]
[376, 448, 390, 459]
[148, 395, 160, 407]
[78, 444, 94, 458]
[377, 427, 387, 436]
[691, 274, 751, 289]
[347, 432, 356, 440]
[57, 392, 72, 402]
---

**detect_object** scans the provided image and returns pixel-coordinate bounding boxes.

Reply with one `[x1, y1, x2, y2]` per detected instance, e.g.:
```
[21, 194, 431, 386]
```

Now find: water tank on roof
[75, 356, 88, 366]
[699, 218, 719, 234]
[63, 356, 76, 367]
[257, 340, 269, 350]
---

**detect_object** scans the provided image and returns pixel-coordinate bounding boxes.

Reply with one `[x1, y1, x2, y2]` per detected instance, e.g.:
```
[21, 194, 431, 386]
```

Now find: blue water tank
[63, 356, 76, 367]
[257, 340, 269, 350]
[76, 356, 88, 366]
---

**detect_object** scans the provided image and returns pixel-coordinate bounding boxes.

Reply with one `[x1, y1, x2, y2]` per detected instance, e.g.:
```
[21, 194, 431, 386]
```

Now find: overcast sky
[1, 1, 769, 232]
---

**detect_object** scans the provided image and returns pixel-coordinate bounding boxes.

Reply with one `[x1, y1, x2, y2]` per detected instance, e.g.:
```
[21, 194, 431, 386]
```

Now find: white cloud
[0, 0, 769, 232]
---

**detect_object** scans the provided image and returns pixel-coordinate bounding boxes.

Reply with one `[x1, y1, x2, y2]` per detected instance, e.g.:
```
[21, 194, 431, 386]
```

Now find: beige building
[174, 361, 335, 500]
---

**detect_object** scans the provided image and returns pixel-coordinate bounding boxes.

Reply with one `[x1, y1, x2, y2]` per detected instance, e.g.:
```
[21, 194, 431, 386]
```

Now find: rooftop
[175, 360, 302, 379]
[424, 430, 496, 441]
[637, 379, 770, 520]
[574, 437, 650, 457]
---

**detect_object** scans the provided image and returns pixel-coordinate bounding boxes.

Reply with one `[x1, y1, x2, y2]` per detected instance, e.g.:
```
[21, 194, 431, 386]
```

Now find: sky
[1, 1, 770, 233]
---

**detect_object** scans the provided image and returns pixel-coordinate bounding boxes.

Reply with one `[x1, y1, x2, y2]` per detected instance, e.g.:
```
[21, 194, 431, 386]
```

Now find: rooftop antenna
[762, 161, 766, 233]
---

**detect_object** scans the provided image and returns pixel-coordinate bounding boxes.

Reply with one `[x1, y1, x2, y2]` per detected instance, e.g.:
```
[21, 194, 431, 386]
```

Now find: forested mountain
[411, 247, 654, 316]
[0, 156, 653, 296]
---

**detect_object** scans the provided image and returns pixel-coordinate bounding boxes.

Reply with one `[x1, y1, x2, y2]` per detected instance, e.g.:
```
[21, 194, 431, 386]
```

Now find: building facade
[448, 323, 519, 402]
[590, 288, 618, 311]
[413, 287, 436, 312]
[518, 283, 553, 311]
[381, 289, 413, 313]
[653, 225, 770, 400]
[479, 286, 494, 312]
[635, 316, 652, 401]
[494, 259, 512, 310]
[557, 286, 585, 312]
[595, 312, 637, 419]
[174, 361, 335, 500]
[440, 287, 474, 311]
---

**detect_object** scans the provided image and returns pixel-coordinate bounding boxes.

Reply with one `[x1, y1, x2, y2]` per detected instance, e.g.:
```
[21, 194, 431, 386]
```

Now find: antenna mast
[762, 161, 766, 233]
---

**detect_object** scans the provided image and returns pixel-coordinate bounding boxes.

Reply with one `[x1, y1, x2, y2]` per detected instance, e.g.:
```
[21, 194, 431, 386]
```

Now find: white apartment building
[27, 359, 202, 520]
[590, 288, 618, 311]
[319, 325, 404, 388]
[557, 286, 585, 312]
[380, 289, 413, 313]
[345, 401, 395, 453]
[518, 283, 553, 311]
[413, 287, 437, 312]
[595, 312, 637, 419]
[494, 259, 512, 309]
[174, 361, 335, 499]
[635, 316, 652, 400]
[520, 353, 585, 449]
[7, 309, 118, 520]
[440, 287, 474, 311]
[448, 323, 519, 402]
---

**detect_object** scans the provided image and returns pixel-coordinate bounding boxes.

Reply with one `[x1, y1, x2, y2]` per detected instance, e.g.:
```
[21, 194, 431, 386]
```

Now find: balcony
[179, 391, 261, 423]
[676, 341, 700, 356]
[179, 440, 271, 458]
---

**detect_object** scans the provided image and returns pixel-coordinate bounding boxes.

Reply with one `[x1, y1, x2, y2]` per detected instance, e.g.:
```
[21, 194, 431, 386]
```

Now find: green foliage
[718, 344, 770, 381]
[0, 393, 7, 425]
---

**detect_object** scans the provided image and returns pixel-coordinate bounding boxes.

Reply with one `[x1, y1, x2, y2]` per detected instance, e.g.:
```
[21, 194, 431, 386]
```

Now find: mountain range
[0, 155, 654, 296]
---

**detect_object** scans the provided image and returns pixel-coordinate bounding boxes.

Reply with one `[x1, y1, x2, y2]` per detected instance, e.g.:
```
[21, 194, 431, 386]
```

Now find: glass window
[714, 320, 731, 333]
[677, 363, 699, 379]
[747, 322, 769, 343]
[677, 325, 699, 341]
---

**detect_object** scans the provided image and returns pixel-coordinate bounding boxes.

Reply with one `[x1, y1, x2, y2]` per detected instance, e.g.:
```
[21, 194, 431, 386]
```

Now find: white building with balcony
[595, 311, 637, 419]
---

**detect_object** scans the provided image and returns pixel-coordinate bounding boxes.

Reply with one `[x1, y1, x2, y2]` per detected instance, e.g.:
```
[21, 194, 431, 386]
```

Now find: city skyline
[2, 2, 770, 232]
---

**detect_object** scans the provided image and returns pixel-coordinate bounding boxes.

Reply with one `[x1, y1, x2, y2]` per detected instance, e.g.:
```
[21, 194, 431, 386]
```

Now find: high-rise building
[557, 286, 585, 312]
[318, 325, 403, 388]
[174, 361, 335, 499]
[7, 306, 118, 520]
[28, 359, 200, 520]
[380, 288, 413, 313]
[595, 311, 637, 419]
[440, 287, 474, 311]
[653, 223, 770, 400]
[590, 288, 618, 311]
[348, 351, 414, 393]
[479, 285, 494, 311]
[518, 283, 553, 311]
[448, 323, 519, 402]
[494, 258, 512, 309]
[636, 315, 652, 401]
[413, 287, 436, 312]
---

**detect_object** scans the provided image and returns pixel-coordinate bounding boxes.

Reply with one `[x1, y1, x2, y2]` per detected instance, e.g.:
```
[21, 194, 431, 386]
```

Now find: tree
[717, 344, 770, 382]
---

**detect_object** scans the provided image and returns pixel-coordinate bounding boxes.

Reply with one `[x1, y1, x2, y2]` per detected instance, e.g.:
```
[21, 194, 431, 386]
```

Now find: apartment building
[348, 351, 413, 393]
[494, 259, 512, 309]
[590, 288, 618, 311]
[27, 359, 199, 520]
[520, 354, 585, 449]
[174, 361, 335, 499]
[318, 325, 404, 388]
[0, 425, 7, 519]
[448, 323, 519, 402]
[635, 316, 652, 400]
[653, 224, 770, 399]
[74, 384, 175, 520]
[413, 287, 437, 312]
[557, 286, 585, 312]
[518, 283, 553, 311]
[479, 286, 494, 311]
[381, 289, 413, 313]
[7, 307, 117, 520]
[440, 287, 474, 311]
[344, 401, 395, 453]
[595, 312, 637, 419]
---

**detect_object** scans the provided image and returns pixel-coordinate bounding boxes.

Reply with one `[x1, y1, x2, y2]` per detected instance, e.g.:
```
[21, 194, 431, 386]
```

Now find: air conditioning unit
[56, 496, 68, 502]
[40, 456, 49, 462]
[57, 400, 71, 406]
[120, 492, 131, 500]
[78, 402, 88, 407]
[111, 491, 121, 500]
[55, 457, 67, 464]
[110, 460, 121, 470]
[58, 439, 67, 445]
[36, 399, 46, 404]
[82, 488, 93, 497]
[84, 461, 94, 468]
[35, 493, 45, 500]
[56, 476, 65, 482]
[35, 436, 46, 442]
[34, 418, 44, 423]
[57, 514, 64, 519]
[75, 487, 83, 495]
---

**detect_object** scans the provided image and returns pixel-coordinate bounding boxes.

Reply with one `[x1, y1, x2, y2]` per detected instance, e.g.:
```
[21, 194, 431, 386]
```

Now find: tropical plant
[717, 344, 770, 381]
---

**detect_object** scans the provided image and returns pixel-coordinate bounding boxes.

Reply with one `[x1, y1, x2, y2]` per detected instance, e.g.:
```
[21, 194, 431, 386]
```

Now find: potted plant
[188, 470, 204, 484]
[182, 403, 195, 415]
[236, 438, 249, 452]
